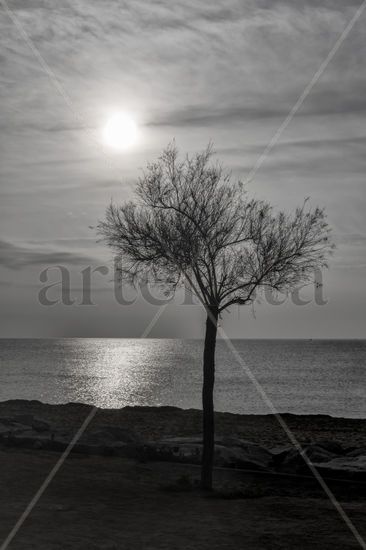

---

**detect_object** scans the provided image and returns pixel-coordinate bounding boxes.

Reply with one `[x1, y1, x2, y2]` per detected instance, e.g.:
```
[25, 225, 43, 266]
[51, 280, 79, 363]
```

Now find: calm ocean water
[0, 339, 364, 418]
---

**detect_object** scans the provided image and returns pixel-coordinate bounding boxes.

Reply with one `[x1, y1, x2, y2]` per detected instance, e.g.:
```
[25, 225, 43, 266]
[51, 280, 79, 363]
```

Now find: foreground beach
[0, 400, 365, 549]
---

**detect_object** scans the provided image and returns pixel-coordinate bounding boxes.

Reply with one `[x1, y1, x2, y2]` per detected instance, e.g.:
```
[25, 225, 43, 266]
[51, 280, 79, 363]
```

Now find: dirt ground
[0, 447, 365, 550]
[0, 401, 365, 549]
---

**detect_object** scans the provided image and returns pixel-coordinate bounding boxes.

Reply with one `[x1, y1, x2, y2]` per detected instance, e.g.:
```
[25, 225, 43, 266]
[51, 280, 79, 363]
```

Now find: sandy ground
[0, 447, 365, 550]
[0, 401, 365, 549]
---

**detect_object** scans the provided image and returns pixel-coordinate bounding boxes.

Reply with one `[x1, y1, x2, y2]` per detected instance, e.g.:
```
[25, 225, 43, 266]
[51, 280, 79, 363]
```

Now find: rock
[315, 440, 345, 455]
[314, 455, 366, 481]
[31, 426, 142, 457]
[0, 417, 27, 428]
[0, 420, 30, 439]
[31, 418, 50, 432]
[144, 440, 201, 464]
[12, 414, 51, 433]
[217, 437, 273, 468]
[346, 447, 366, 458]
[12, 414, 34, 426]
[142, 436, 273, 471]
[214, 444, 271, 471]
[273, 448, 303, 473]
[0, 423, 15, 437]
[71, 426, 141, 457]
[276, 445, 337, 474]
[0, 416, 50, 436]
[305, 445, 338, 463]
[7, 430, 51, 449]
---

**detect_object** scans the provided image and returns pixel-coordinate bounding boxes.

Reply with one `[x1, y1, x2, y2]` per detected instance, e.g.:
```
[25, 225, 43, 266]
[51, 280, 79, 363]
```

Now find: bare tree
[98, 144, 333, 490]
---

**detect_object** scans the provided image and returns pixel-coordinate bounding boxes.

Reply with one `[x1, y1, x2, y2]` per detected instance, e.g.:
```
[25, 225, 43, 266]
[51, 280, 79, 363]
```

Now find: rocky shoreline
[1, 400, 365, 481]
[0, 400, 365, 549]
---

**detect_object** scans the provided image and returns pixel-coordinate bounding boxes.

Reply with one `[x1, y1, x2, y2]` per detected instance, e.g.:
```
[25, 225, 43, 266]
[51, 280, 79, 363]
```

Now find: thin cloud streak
[0, 239, 99, 270]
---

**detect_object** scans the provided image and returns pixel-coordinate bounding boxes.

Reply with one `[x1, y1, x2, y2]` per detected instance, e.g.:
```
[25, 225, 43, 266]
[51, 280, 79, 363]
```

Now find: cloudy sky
[0, 0, 365, 338]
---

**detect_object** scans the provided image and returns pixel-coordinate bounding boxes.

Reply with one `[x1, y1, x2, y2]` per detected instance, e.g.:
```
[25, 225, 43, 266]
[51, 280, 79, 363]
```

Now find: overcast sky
[0, 0, 365, 338]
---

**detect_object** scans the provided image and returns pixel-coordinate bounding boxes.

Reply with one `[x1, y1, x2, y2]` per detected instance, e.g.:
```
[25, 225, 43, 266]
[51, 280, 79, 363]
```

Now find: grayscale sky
[0, 0, 365, 338]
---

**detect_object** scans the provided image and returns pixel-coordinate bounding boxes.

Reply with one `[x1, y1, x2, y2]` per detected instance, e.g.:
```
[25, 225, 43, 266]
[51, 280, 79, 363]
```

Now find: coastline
[1, 399, 365, 448]
[1, 339, 364, 419]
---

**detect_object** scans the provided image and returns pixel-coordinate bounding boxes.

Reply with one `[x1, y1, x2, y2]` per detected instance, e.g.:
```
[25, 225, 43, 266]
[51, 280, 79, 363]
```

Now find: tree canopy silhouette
[98, 144, 333, 490]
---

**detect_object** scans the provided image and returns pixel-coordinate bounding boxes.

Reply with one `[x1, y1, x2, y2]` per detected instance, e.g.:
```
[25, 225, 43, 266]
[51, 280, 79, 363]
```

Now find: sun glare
[102, 112, 138, 150]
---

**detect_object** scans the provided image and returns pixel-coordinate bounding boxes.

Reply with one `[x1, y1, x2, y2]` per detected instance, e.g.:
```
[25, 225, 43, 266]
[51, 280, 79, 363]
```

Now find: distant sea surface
[0, 339, 365, 418]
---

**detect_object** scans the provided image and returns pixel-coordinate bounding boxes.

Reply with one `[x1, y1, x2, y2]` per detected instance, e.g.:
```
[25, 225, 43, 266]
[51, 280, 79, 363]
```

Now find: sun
[102, 112, 138, 150]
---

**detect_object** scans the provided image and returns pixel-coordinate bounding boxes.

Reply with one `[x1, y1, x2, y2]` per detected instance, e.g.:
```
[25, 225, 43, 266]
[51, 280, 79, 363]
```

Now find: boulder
[215, 437, 273, 470]
[4, 429, 52, 449]
[0, 415, 50, 436]
[314, 455, 366, 481]
[214, 444, 272, 471]
[314, 440, 345, 455]
[143, 440, 201, 464]
[0, 420, 142, 457]
[0, 420, 30, 439]
[142, 436, 273, 471]
[31, 418, 50, 433]
[11, 414, 34, 426]
[275, 445, 338, 474]
[346, 447, 366, 458]
[304, 445, 338, 463]
[73, 426, 141, 456]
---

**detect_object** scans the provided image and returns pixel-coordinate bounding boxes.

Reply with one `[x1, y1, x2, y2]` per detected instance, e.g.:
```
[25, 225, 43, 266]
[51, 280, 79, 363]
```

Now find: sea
[0, 339, 364, 418]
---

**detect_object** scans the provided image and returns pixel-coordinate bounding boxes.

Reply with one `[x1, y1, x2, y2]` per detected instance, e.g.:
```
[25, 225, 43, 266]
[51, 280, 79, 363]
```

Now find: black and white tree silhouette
[98, 144, 333, 490]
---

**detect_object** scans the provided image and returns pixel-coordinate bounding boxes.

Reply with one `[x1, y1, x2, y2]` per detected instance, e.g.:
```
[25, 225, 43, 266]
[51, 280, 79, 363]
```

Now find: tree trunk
[201, 305, 219, 490]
